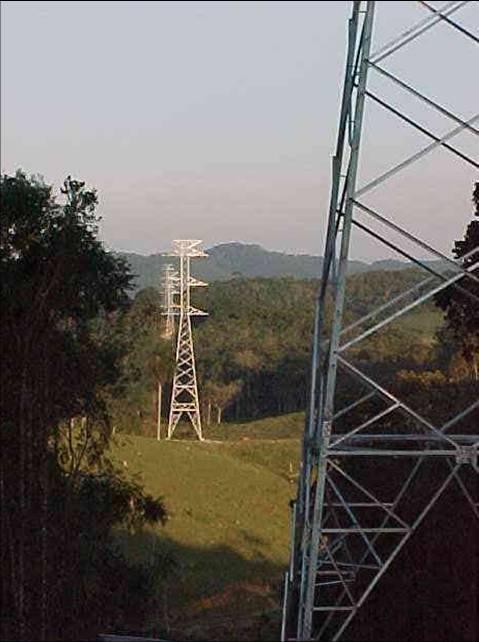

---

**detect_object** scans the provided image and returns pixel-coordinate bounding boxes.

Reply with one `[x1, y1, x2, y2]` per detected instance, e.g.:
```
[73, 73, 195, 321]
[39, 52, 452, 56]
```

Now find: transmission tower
[167, 240, 207, 440]
[161, 263, 179, 340]
[282, 2, 479, 641]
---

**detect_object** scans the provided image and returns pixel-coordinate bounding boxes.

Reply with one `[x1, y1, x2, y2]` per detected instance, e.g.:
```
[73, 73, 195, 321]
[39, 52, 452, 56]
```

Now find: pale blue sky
[2, 1, 478, 260]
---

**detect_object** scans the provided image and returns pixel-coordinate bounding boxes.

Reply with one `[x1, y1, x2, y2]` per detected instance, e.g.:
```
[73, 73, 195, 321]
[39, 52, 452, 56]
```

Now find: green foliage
[39, 465, 171, 638]
[106, 287, 175, 435]
[121, 243, 324, 292]
[435, 183, 479, 376]
[194, 278, 316, 420]
[121, 242, 449, 294]
[0, 171, 167, 641]
[73, 468, 168, 533]
[1, 172, 131, 322]
[1, 171, 133, 429]
[393, 368, 478, 429]
[108, 270, 443, 433]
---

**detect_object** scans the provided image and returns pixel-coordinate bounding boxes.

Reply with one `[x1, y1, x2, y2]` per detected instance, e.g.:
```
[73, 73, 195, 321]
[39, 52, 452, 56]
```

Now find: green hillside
[121, 243, 327, 292]
[110, 271, 445, 439]
[112, 416, 303, 640]
[120, 242, 447, 293]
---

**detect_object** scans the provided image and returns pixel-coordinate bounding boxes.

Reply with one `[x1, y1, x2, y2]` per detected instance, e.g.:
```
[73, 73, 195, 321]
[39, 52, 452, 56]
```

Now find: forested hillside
[120, 242, 446, 293]
[107, 268, 447, 435]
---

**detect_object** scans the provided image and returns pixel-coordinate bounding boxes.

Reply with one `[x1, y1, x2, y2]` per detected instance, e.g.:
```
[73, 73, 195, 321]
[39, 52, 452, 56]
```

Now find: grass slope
[112, 415, 303, 640]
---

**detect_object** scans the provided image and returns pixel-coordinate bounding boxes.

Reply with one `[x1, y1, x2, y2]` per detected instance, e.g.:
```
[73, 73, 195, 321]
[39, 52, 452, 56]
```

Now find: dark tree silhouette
[0, 172, 166, 641]
[435, 183, 479, 377]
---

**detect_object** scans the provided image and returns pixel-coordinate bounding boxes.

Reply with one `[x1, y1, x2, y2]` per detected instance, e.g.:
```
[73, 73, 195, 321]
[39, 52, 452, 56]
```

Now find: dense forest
[108, 268, 460, 435]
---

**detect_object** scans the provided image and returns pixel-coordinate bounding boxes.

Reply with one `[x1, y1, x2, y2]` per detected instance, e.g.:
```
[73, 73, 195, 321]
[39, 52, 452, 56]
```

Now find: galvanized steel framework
[161, 263, 179, 341]
[167, 240, 208, 440]
[282, 2, 479, 640]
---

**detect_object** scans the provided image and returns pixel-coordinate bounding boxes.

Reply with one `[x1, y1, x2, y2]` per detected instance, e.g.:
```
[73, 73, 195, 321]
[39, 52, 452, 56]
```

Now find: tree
[435, 183, 479, 379]
[0, 171, 166, 640]
[204, 380, 242, 425]
[107, 287, 175, 436]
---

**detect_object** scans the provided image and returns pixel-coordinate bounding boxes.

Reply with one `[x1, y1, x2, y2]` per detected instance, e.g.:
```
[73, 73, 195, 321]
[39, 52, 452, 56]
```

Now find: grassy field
[108, 306, 444, 639]
[112, 414, 304, 640]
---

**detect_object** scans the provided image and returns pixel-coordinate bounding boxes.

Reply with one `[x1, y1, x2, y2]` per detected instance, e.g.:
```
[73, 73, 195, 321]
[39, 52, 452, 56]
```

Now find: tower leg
[283, 1, 479, 639]
[168, 314, 203, 440]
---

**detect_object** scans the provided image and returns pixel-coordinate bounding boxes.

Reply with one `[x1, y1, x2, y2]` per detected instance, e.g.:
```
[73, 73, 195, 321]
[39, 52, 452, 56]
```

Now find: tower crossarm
[188, 306, 208, 316]
[164, 304, 208, 316]
[167, 239, 208, 258]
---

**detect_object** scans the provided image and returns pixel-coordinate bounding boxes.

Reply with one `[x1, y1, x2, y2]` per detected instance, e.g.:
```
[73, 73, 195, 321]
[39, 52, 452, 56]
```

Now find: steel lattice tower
[282, 2, 479, 641]
[161, 263, 179, 340]
[167, 240, 207, 440]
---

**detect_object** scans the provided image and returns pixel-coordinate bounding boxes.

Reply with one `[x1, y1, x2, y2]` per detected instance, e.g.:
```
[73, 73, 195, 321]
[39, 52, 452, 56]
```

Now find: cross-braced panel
[283, 2, 478, 640]
[167, 240, 208, 440]
[161, 263, 179, 340]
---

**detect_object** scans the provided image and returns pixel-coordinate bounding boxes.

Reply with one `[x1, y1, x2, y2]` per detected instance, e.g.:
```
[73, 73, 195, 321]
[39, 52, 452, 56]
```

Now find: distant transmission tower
[167, 240, 207, 440]
[161, 263, 178, 340]
[283, 2, 478, 641]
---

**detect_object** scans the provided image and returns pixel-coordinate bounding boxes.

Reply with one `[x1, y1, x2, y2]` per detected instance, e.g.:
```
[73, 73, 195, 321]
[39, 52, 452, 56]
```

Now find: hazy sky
[2, 1, 478, 260]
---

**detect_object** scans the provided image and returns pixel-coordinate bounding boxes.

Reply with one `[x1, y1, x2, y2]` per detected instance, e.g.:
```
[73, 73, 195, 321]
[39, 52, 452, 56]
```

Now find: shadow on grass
[112, 529, 285, 642]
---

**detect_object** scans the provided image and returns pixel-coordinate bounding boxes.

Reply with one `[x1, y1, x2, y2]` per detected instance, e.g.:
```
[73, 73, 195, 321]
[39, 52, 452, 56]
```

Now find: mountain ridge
[118, 242, 446, 292]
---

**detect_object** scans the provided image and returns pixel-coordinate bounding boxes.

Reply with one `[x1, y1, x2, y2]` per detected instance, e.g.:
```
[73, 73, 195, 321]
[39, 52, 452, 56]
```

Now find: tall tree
[0, 172, 165, 640]
[106, 287, 175, 436]
[203, 380, 242, 425]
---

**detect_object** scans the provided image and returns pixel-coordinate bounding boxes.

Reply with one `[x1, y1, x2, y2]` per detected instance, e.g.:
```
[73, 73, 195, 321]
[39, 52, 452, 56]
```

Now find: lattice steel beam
[161, 263, 179, 340]
[283, 2, 478, 640]
[167, 240, 207, 440]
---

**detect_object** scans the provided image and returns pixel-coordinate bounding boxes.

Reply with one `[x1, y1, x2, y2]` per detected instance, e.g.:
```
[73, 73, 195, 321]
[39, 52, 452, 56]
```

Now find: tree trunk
[207, 402, 211, 426]
[216, 406, 222, 424]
